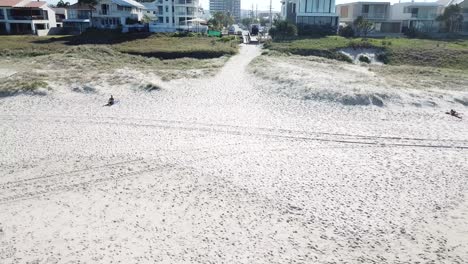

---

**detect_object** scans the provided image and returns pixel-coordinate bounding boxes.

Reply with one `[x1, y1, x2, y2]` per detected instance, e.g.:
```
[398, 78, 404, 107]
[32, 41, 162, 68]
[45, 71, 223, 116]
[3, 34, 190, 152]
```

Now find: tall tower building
[209, 0, 241, 22]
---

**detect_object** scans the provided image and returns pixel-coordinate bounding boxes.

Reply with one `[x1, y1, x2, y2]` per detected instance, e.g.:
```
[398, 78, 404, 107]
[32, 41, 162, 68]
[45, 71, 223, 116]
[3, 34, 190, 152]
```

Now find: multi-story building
[209, 0, 241, 22]
[91, 0, 145, 31]
[390, 2, 444, 33]
[336, 2, 400, 33]
[280, 0, 339, 32]
[336, 1, 445, 34]
[63, 3, 94, 34]
[0, 0, 57, 35]
[144, 0, 203, 32]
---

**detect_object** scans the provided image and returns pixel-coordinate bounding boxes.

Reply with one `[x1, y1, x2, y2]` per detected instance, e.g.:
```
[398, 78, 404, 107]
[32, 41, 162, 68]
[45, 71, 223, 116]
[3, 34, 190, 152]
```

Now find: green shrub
[358, 55, 371, 63]
[269, 21, 298, 40]
[297, 24, 337, 37]
[218, 36, 235, 42]
[339, 25, 355, 38]
[140, 83, 161, 91]
[376, 53, 389, 64]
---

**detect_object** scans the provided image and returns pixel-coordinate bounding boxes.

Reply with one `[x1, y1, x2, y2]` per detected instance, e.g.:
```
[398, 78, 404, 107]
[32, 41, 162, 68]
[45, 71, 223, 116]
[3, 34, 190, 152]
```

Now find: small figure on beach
[446, 109, 462, 119]
[104, 95, 114, 106]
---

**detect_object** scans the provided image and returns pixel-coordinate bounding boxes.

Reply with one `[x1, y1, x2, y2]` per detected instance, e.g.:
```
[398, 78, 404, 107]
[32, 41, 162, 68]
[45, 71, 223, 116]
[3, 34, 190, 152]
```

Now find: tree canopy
[208, 12, 234, 31]
[78, 0, 98, 6]
[353, 16, 374, 37]
[56, 0, 70, 7]
[268, 20, 297, 40]
[436, 4, 464, 33]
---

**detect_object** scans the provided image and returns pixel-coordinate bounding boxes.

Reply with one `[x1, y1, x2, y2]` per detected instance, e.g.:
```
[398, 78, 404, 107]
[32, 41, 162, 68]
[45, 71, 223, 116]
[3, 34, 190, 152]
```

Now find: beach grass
[264, 36, 468, 69]
[0, 33, 238, 59]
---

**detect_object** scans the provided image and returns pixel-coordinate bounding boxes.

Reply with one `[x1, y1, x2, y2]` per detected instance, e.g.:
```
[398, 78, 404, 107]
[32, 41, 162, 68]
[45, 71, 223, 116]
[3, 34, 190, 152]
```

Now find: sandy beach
[1, 44, 467, 263]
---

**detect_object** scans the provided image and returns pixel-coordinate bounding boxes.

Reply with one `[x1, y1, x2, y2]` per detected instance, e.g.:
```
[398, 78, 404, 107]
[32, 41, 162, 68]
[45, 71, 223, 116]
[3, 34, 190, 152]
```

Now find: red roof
[23, 1, 47, 8]
[0, 0, 24, 7]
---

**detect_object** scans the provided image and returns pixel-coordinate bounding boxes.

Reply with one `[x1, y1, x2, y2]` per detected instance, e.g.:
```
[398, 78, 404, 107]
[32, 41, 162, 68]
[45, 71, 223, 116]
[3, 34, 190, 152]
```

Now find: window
[153, 11, 156, 14]
[362, 4, 369, 13]
[340, 6, 348, 18]
[166, 17, 169, 23]
[165, 6, 169, 12]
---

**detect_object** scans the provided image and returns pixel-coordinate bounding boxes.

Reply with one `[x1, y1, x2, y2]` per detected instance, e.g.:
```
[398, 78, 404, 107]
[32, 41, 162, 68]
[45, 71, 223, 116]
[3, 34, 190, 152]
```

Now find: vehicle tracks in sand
[0, 143, 291, 205]
[1, 114, 468, 150]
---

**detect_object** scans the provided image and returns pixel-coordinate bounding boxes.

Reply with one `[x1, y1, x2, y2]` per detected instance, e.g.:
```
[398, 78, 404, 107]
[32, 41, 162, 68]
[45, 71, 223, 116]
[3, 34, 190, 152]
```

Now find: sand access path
[0, 45, 467, 263]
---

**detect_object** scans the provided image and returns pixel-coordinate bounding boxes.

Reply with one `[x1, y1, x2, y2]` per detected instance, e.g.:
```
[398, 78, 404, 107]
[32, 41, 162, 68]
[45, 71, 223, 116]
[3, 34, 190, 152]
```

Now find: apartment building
[209, 0, 241, 22]
[144, 0, 202, 32]
[0, 0, 57, 35]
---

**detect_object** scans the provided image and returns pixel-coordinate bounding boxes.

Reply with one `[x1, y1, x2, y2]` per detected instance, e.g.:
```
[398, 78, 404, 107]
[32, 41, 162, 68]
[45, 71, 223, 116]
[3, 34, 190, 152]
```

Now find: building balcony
[9, 15, 47, 20]
[362, 13, 386, 19]
[175, 12, 195, 16]
[69, 14, 91, 19]
[410, 13, 437, 19]
[175, 0, 195, 5]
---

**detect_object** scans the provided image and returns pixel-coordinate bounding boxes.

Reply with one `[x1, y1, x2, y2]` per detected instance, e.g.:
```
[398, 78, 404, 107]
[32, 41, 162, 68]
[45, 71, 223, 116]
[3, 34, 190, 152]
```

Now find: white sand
[0, 45, 467, 263]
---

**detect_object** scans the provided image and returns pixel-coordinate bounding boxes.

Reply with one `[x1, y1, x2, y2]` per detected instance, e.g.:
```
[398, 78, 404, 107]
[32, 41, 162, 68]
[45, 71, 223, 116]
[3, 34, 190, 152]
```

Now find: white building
[91, 0, 146, 32]
[280, 0, 339, 33]
[51, 7, 66, 28]
[144, 0, 205, 33]
[337, 2, 400, 34]
[0, 0, 57, 35]
[337, 1, 446, 34]
[63, 3, 93, 34]
[390, 2, 444, 33]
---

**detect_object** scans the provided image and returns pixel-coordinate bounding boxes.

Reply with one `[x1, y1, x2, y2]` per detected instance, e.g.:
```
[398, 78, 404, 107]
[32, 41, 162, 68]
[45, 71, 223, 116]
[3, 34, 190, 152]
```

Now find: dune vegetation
[0, 32, 238, 96]
[264, 36, 468, 69]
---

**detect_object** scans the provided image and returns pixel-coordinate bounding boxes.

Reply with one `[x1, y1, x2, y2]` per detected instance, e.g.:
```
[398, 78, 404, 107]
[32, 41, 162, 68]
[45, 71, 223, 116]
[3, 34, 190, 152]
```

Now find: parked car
[228, 25, 242, 35]
[250, 24, 259, 35]
[228, 26, 236, 35]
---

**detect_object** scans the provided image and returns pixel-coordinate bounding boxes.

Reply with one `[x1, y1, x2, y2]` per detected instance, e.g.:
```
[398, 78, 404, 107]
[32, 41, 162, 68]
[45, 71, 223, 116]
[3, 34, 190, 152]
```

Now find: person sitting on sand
[446, 109, 462, 119]
[106, 95, 114, 106]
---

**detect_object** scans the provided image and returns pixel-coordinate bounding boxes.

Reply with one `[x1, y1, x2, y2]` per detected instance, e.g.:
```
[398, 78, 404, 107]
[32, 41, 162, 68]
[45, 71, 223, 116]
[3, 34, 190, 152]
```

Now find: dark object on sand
[104, 95, 114, 106]
[446, 109, 462, 119]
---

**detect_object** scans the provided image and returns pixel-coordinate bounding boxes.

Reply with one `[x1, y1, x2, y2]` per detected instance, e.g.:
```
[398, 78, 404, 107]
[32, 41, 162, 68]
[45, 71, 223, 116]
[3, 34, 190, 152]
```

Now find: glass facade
[299, 0, 333, 13]
[297, 16, 337, 26]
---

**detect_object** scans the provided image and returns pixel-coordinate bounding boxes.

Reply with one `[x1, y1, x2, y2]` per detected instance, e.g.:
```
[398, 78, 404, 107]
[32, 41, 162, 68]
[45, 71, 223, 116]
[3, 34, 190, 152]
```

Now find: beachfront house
[0, 0, 57, 35]
[143, 0, 205, 33]
[336, 2, 401, 34]
[63, 3, 93, 34]
[280, 0, 339, 34]
[90, 0, 146, 32]
[390, 2, 444, 33]
[336, 1, 446, 35]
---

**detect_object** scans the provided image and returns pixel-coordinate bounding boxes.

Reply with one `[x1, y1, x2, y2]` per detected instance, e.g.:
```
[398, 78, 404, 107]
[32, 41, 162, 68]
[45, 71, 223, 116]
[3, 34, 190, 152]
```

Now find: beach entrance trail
[0, 45, 467, 263]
